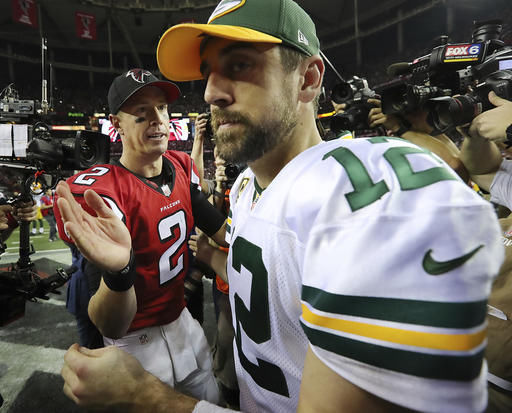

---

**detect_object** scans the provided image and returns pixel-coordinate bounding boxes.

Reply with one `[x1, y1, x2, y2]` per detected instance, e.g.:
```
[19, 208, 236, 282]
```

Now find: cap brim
[148, 80, 181, 103]
[113, 80, 180, 114]
[157, 23, 282, 82]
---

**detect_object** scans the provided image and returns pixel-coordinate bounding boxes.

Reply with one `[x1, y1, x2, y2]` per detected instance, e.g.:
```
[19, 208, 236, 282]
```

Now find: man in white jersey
[60, 0, 504, 412]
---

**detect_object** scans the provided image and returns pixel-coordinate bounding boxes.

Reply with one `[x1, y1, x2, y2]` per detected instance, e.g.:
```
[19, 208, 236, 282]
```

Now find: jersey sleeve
[167, 150, 202, 193]
[190, 158, 202, 193]
[54, 190, 90, 244]
[299, 141, 504, 412]
[54, 166, 125, 244]
[190, 188, 226, 237]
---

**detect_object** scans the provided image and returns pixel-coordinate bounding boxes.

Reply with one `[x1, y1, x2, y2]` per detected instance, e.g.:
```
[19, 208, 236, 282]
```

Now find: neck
[249, 114, 322, 189]
[119, 151, 163, 178]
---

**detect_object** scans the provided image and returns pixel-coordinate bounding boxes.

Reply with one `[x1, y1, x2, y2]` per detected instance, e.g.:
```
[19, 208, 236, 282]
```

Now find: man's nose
[148, 107, 165, 124]
[204, 72, 233, 108]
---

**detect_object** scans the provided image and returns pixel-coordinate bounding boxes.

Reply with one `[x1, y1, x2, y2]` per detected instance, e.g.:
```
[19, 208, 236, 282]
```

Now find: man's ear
[298, 55, 325, 104]
[109, 114, 122, 135]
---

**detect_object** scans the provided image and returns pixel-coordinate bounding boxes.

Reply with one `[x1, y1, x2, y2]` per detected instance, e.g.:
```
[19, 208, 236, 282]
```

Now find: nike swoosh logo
[422, 245, 484, 276]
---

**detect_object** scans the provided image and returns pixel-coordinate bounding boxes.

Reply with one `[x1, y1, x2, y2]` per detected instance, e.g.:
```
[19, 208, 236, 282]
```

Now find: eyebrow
[199, 41, 259, 77]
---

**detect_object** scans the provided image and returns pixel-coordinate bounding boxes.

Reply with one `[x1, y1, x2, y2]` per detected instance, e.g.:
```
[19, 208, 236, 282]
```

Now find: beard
[211, 96, 298, 164]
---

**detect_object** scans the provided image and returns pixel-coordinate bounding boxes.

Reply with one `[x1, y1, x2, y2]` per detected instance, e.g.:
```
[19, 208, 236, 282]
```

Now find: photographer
[458, 91, 512, 412]
[459, 91, 512, 191]
[208, 146, 240, 409]
[190, 112, 215, 195]
[189, 111, 240, 407]
[368, 98, 470, 181]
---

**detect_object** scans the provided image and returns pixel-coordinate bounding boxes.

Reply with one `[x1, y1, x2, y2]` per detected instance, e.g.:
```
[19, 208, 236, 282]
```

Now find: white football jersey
[225, 137, 504, 413]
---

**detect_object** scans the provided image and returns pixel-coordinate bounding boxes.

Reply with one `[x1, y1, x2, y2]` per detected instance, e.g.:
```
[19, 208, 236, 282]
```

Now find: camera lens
[225, 164, 240, 180]
[331, 82, 355, 104]
[431, 95, 482, 130]
[80, 142, 96, 163]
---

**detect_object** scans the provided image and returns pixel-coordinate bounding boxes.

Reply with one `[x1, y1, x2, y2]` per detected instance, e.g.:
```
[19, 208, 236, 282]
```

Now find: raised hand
[469, 91, 512, 142]
[56, 181, 131, 272]
[367, 98, 402, 131]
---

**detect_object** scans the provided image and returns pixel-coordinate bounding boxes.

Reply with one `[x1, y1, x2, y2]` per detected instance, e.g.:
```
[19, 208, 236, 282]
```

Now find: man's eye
[158, 105, 167, 111]
[230, 61, 250, 73]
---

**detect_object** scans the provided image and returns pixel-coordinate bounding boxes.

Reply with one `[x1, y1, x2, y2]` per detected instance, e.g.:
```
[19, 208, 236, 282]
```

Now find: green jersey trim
[302, 285, 487, 329]
[301, 322, 484, 381]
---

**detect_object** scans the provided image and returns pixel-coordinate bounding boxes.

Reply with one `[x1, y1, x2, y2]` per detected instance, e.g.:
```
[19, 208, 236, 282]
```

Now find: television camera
[0, 93, 110, 327]
[329, 75, 377, 134]
[377, 19, 512, 133]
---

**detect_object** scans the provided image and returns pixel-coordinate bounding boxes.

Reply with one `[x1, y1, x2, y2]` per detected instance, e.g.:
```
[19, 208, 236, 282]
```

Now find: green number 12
[322, 140, 457, 212]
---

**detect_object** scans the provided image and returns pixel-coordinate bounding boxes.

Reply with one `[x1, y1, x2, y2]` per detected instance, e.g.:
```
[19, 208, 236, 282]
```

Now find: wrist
[133, 372, 199, 413]
[103, 249, 136, 292]
[391, 119, 411, 137]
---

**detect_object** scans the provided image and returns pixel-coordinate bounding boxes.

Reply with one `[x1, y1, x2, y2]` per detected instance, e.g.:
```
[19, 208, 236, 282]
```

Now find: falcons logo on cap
[126, 69, 152, 83]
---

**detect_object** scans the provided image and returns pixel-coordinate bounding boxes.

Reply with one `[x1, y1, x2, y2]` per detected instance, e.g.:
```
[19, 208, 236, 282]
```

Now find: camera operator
[208, 146, 240, 408]
[459, 91, 512, 192]
[189, 111, 240, 407]
[368, 98, 470, 181]
[457, 90, 512, 412]
[191, 112, 215, 195]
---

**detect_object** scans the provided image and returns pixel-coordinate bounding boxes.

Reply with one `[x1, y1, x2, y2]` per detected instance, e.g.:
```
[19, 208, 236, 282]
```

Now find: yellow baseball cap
[157, 0, 320, 82]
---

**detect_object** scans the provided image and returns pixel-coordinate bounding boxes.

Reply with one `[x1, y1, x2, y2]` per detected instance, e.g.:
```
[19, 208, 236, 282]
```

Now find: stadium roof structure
[0, 1, 465, 67]
[0, 0, 510, 83]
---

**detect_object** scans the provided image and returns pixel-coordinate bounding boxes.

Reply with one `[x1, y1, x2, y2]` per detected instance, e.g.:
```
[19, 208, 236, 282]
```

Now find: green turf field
[3, 221, 68, 255]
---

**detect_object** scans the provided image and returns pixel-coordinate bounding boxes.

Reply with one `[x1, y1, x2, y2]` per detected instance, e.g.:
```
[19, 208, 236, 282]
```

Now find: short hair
[279, 45, 305, 73]
[279, 45, 320, 115]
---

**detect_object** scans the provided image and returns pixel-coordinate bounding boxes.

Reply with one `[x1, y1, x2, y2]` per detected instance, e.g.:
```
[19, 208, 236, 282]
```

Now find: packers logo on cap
[208, 0, 246, 23]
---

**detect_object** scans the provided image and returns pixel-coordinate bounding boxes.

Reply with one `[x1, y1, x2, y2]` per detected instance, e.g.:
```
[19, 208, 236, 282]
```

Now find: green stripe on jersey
[302, 285, 486, 329]
[226, 209, 232, 234]
[301, 323, 484, 381]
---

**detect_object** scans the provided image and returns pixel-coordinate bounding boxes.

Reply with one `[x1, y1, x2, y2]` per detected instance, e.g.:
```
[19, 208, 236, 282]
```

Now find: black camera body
[406, 21, 505, 94]
[0, 121, 110, 172]
[378, 20, 512, 132]
[0, 103, 110, 326]
[376, 20, 512, 133]
[377, 78, 451, 115]
[205, 111, 214, 140]
[330, 76, 376, 133]
[224, 162, 246, 187]
[429, 68, 512, 131]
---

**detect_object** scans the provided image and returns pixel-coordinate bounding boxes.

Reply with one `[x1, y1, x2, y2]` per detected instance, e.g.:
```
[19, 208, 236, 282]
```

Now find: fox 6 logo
[445, 44, 481, 57]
